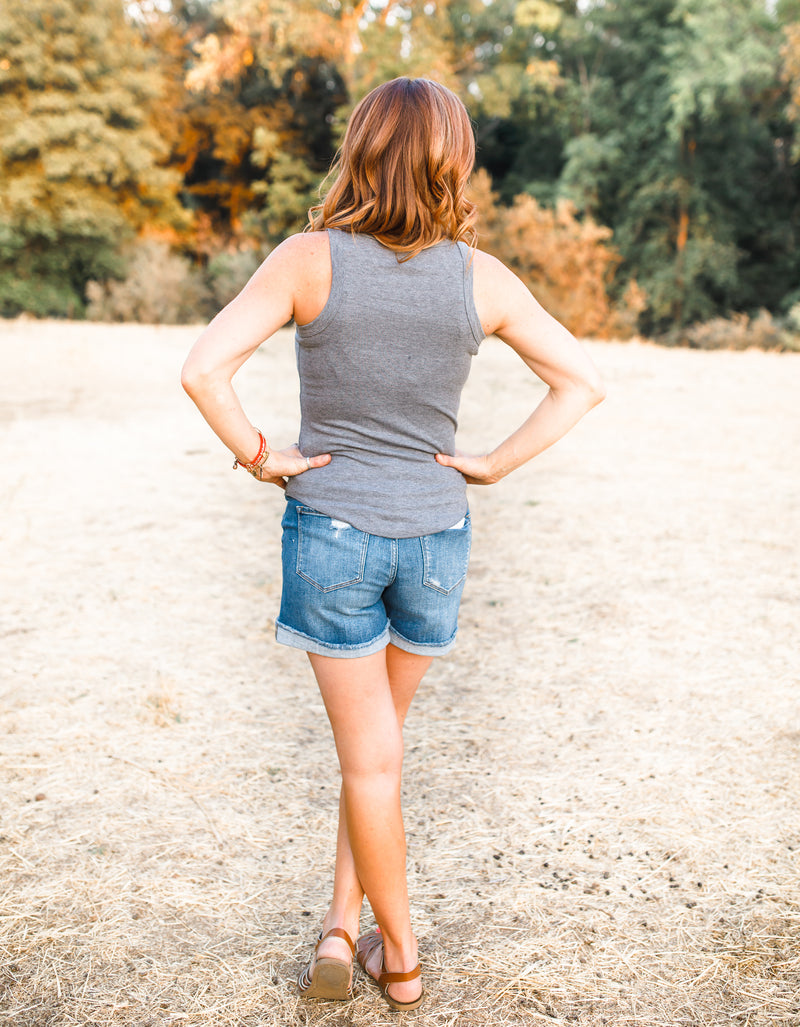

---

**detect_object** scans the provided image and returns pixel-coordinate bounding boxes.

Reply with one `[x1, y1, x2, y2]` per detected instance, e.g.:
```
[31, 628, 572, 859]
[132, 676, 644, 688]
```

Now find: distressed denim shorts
[275, 497, 471, 658]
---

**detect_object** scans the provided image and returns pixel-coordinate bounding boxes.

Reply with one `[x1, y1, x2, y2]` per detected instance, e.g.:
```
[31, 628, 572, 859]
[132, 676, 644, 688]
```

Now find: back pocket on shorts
[296, 508, 368, 592]
[420, 516, 471, 595]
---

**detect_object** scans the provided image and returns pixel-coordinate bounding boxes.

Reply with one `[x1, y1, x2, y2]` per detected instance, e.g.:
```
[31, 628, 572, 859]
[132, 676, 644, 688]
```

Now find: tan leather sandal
[298, 927, 355, 1000]
[356, 929, 424, 1012]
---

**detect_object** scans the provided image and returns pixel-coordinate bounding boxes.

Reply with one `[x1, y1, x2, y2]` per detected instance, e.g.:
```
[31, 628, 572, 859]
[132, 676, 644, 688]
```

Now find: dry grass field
[1, 319, 799, 1027]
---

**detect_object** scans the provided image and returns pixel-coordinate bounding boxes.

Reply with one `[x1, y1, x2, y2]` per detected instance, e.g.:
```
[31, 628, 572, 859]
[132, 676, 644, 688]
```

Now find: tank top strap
[457, 241, 485, 347]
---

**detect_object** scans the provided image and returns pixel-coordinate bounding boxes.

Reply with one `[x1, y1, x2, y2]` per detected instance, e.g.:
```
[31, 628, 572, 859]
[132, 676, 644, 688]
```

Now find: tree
[780, 2, 800, 161]
[469, 169, 637, 338]
[4, 0, 798, 330]
[173, 0, 567, 237]
[554, 0, 799, 330]
[151, 0, 348, 243]
[0, 0, 184, 316]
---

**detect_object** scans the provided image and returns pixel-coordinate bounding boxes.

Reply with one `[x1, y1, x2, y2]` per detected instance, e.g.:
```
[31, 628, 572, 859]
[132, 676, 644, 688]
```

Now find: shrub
[786, 303, 800, 335]
[205, 248, 264, 309]
[86, 240, 210, 324]
[470, 169, 640, 338]
[661, 310, 800, 352]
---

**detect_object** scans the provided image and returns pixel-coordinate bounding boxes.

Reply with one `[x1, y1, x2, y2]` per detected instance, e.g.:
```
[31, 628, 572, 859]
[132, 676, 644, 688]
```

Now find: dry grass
[1, 321, 799, 1027]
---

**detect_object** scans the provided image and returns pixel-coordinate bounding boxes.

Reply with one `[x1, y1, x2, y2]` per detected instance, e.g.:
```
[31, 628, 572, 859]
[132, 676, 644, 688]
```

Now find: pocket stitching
[296, 509, 368, 592]
[420, 519, 471, 595]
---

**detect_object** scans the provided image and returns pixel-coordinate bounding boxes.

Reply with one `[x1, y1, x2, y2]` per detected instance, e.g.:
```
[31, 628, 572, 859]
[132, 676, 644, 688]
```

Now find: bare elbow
[180, 362, 200, 398]
[588, 374, 607, 406]
[180, 359, 212, 400]
[553, 371, 606, 412]
[570, 371, 605, 411]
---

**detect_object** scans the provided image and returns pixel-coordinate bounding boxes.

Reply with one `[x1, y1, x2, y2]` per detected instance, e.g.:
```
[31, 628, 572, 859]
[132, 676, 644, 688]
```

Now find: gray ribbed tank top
[285, 229, 485, 537]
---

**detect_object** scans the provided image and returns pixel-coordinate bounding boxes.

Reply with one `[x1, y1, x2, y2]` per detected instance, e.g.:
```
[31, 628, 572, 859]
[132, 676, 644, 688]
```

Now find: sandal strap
[356, 931, 384, 969]
[319, 927, 356, 957]
[379, 961, 422, 986]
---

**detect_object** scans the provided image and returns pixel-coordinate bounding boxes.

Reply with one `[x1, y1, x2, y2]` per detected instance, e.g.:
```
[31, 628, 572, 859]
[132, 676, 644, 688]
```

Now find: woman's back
[182, 75, 605, 1016]
[286, 229, 484, 537]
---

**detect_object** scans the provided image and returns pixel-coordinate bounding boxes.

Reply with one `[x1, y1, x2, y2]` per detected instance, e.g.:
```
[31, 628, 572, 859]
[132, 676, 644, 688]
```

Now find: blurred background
[1, 0, 799, 347]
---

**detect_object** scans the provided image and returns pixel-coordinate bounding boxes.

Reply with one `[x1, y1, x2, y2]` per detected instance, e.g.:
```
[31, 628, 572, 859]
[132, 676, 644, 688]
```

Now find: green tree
[554, 0, 799, 330]
[780, 3, 800, 161]
[0, 0, 184, 316]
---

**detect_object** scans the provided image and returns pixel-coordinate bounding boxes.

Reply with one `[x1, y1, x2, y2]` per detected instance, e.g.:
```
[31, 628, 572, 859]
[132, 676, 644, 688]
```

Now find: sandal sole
[299, 957, 352, 1000]
[383, 987, 425, 1012]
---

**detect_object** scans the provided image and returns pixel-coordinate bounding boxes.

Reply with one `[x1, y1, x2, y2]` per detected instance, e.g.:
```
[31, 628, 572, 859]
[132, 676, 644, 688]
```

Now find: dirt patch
[1, 319, 799, 1026]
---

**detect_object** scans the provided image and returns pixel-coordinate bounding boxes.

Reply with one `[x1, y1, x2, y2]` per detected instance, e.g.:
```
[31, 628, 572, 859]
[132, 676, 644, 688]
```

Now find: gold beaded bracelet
[233, 429, 270, 478]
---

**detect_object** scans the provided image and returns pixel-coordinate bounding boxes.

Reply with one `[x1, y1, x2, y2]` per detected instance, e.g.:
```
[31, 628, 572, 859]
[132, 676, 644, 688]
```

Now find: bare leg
[310, 644, 432, 1004]
[321, 645, 431, 943]
[385, 643, 435, 730]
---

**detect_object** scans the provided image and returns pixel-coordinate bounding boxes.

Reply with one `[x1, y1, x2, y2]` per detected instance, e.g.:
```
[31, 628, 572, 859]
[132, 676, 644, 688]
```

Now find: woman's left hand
[435, 450, 502, 485]
[252, 445, 331, 489]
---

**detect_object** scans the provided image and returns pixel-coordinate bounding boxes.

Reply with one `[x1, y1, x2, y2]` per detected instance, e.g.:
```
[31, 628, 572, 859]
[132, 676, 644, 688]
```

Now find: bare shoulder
[245, 230, 330, 291]
[281, 229, 330, 256]
[471, 247, 533, 337]
[261, 230, 330, 272]
[258, 231, 331, 326]
[471, 247, 509, 279]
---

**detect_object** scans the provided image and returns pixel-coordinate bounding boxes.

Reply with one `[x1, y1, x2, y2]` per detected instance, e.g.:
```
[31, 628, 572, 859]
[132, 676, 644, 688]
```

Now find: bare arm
[435, 250, 606, 484]
[180, 233, 331, 488]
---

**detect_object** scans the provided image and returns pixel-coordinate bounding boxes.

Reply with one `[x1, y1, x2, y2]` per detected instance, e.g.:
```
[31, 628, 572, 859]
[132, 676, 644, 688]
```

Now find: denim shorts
[275, 497, 471, 658]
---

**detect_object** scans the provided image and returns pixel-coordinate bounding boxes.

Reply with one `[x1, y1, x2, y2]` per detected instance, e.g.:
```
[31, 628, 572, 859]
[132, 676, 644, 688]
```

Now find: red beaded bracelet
[233, 429, 270, 477]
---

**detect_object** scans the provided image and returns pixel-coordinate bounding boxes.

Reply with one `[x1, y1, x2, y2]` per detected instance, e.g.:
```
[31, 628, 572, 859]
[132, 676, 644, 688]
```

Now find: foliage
[2, 0, 799, 340]
[781, 20, 800, 160]
[470, 169, 641, 338]
[661, 310, 800, 352]
[550, 0, 799, 333]
[162, 0, 347, 239]
[159, 9, 346, 238]
[205, 246, 263, 308]
[85, 240, 209, 323]
[85, 238, 268, 323]
[0, 0, 184, 317]
[243, 127, 323, 245]
[787, 301, 800, 333]
[172, 0, 564, 233]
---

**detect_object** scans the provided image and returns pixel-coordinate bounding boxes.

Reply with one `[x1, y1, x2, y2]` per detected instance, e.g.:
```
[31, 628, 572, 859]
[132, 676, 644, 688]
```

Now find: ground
[1, 320, 798, 1026]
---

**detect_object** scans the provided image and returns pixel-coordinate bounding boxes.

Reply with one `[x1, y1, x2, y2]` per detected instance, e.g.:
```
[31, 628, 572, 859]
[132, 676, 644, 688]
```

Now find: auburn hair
[308, 77, 477, 257]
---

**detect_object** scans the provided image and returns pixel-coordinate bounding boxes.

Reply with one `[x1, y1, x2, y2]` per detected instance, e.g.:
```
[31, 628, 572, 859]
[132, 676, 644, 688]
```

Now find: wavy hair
[308, 78, 477, 257]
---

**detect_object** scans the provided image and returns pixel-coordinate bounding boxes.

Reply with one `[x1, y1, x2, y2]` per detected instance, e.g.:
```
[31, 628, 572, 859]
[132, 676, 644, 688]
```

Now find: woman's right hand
[252, 444, 331, 489]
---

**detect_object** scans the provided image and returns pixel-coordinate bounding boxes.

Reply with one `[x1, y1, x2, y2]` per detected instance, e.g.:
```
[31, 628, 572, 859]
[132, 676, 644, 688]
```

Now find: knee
[341, 735, 404, 781]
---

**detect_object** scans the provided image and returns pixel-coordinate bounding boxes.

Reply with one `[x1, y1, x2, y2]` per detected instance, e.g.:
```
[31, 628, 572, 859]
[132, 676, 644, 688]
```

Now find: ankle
[380, 931, 418, 972]
[322, 902, 362, 942]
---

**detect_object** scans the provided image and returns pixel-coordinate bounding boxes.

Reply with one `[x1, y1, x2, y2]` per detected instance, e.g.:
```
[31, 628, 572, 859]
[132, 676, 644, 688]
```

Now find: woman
[182, 77, 604, 1011]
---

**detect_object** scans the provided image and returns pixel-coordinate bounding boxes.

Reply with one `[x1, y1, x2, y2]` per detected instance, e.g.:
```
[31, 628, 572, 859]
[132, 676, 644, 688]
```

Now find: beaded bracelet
[233, 429, 270, 478]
